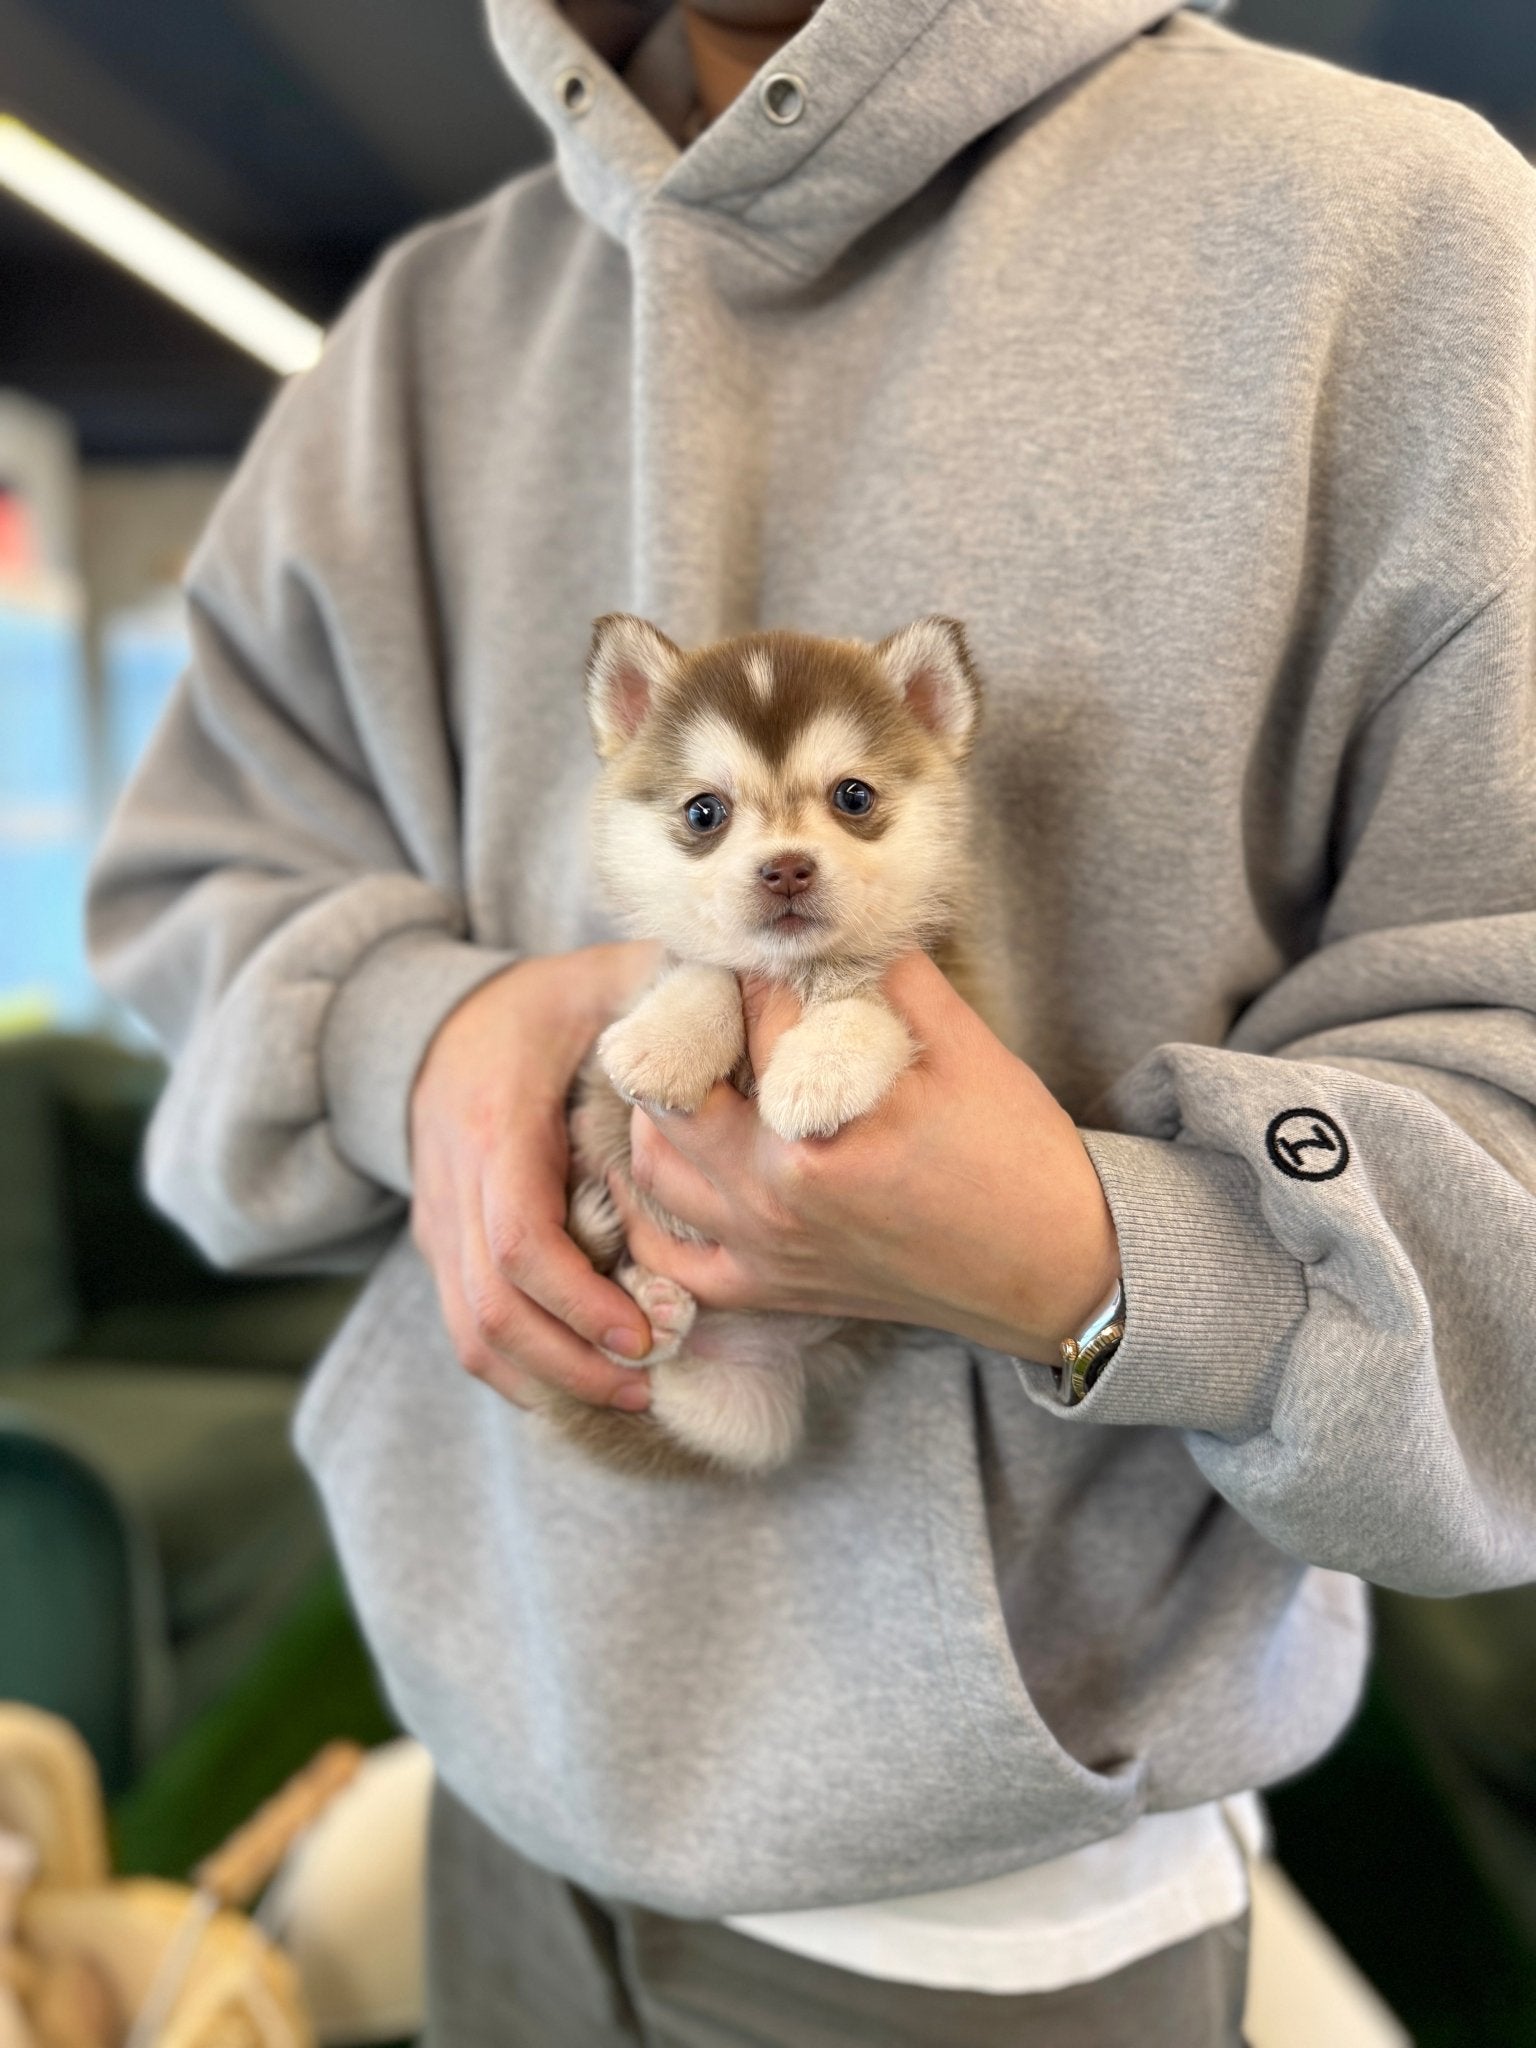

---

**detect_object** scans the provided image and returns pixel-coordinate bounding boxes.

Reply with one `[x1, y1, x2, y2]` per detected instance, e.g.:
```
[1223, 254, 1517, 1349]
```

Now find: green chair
[0, 1031, 359, 1795]
[0, 1416, 168, 1793]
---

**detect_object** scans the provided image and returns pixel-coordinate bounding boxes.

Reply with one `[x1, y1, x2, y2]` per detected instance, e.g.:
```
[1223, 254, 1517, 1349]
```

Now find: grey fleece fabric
[87, 0, 1536, 1917]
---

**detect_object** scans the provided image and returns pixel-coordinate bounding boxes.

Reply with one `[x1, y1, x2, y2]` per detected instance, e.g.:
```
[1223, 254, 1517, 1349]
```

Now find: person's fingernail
[613, 1380, 651, 1411]
[604, 1326, 649, 1360]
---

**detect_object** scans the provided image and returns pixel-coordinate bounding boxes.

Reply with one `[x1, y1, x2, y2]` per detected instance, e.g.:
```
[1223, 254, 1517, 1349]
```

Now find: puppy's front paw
[596, 965, 745, 1114]
[756, 998, 914, 1141]
[597, 1013, 720, 1114]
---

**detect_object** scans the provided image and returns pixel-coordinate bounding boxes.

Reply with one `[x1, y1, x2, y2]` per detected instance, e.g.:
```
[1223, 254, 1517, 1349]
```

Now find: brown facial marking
[648, 632, 933, 780]
[603, 628, 949, 891]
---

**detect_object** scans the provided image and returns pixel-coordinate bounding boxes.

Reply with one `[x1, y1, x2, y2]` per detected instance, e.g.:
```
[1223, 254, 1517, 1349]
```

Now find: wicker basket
[21, 1881, 308, 2048]
[0, 1704, 322, 2048]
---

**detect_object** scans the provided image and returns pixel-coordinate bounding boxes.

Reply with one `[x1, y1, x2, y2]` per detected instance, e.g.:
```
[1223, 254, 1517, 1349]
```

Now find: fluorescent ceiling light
[0, 113, 324, 376]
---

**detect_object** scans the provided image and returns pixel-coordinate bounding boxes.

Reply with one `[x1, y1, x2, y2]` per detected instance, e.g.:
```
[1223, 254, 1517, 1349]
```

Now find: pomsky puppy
[540, 613, 989, 1479]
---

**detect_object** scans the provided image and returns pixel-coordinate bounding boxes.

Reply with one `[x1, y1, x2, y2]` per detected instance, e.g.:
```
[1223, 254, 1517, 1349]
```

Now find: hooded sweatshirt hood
[487, 0, 1193, 276]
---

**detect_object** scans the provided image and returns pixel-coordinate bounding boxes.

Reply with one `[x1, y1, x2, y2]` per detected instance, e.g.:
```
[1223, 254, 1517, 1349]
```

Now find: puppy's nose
[759, 853, 817, 898]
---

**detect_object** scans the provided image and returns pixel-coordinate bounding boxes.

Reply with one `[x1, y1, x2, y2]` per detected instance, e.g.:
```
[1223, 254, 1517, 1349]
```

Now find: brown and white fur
[539, 614, 988, 1479]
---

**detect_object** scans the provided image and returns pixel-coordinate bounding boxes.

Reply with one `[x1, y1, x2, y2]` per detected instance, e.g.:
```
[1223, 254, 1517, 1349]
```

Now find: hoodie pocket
[916, 1342, 1149, 1821]
[298, 1281, 1149, 1916]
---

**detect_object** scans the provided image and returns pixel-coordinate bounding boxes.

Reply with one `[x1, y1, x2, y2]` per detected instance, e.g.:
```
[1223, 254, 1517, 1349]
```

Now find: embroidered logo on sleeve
[1265, 1108, 1350, 1181]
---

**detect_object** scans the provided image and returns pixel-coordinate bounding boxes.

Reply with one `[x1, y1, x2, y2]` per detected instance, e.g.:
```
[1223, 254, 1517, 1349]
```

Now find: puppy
[540, 614, 988, 1479]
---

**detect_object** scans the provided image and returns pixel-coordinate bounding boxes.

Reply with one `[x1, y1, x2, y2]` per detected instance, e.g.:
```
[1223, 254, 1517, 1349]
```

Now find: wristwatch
[1049, 1276, 1127, 1407]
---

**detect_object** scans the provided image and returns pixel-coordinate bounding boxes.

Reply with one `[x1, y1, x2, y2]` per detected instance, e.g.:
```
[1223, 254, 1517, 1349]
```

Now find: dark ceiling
[0, 0, 546, 457]
[1, 0, 1532, 462]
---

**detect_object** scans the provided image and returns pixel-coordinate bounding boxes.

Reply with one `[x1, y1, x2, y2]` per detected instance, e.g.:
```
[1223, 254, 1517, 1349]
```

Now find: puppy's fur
[538, 616, 988, 1479]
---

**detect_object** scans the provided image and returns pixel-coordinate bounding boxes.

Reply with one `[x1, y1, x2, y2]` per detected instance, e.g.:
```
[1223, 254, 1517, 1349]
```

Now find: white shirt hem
[723, 1793, 1263, 1996]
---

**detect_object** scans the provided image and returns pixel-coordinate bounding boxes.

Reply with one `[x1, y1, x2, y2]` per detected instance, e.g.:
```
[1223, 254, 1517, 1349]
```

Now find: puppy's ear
[873, 617, 981, 756]
[586, 614, 684, 758]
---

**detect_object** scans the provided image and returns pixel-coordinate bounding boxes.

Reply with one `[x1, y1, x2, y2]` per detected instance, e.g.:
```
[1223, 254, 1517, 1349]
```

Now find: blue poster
[0, 589, 94, 1026]
[103, 589, 189, 800]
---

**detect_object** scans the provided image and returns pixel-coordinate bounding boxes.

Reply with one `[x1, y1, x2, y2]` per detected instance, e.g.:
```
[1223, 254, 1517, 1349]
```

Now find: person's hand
[409, 943, 661, 1413]
[610, 953, 1121, 1362]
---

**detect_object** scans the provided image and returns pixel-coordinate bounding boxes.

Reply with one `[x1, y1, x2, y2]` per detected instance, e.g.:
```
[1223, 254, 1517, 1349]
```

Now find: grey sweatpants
[425, 1786, 1250, 2048]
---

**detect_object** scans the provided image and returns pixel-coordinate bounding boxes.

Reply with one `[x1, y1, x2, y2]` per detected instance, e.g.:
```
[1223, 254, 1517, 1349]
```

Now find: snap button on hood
[759, 71, 806, 125]
[488, 0, 1196, 280]
[555, 65, 596, 116]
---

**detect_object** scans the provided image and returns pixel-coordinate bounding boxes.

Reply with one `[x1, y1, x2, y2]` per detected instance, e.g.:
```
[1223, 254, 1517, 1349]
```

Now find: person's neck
[679, 6, 813, 124]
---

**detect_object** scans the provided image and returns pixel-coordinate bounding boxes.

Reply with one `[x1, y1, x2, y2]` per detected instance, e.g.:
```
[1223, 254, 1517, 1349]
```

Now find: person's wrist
[579, 940, 664, 1034]
[325, 932, 522, 1195]
[1052, 1226, 1124, 1343]
[997, 1169, 1122, 1366]
[415, 943, 656, 1099]
[411, 958, 524, 1098]
[950, 1196, 1122, 1368]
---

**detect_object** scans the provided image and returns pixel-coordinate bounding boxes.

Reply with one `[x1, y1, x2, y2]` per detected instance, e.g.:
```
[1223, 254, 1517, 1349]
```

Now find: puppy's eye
[831, 778, 876, 817]
[684, 792, 730, 834]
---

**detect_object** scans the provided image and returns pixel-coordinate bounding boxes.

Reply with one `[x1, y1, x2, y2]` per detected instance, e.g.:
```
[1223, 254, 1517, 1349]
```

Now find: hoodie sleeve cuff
[321, 929, 520, 1196]
[1013, 1130, 1309, 1438]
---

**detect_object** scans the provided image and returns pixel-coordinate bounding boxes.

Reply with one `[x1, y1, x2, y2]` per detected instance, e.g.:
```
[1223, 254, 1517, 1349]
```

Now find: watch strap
[1051, 1277, 1126, 1407]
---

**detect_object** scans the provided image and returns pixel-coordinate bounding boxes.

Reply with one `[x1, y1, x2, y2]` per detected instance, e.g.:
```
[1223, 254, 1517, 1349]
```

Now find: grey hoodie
[88, 0, 1536, 1916]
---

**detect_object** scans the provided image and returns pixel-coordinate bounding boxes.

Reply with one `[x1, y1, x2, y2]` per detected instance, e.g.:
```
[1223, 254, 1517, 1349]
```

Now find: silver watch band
[1051, 1276, 1127, 1407]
